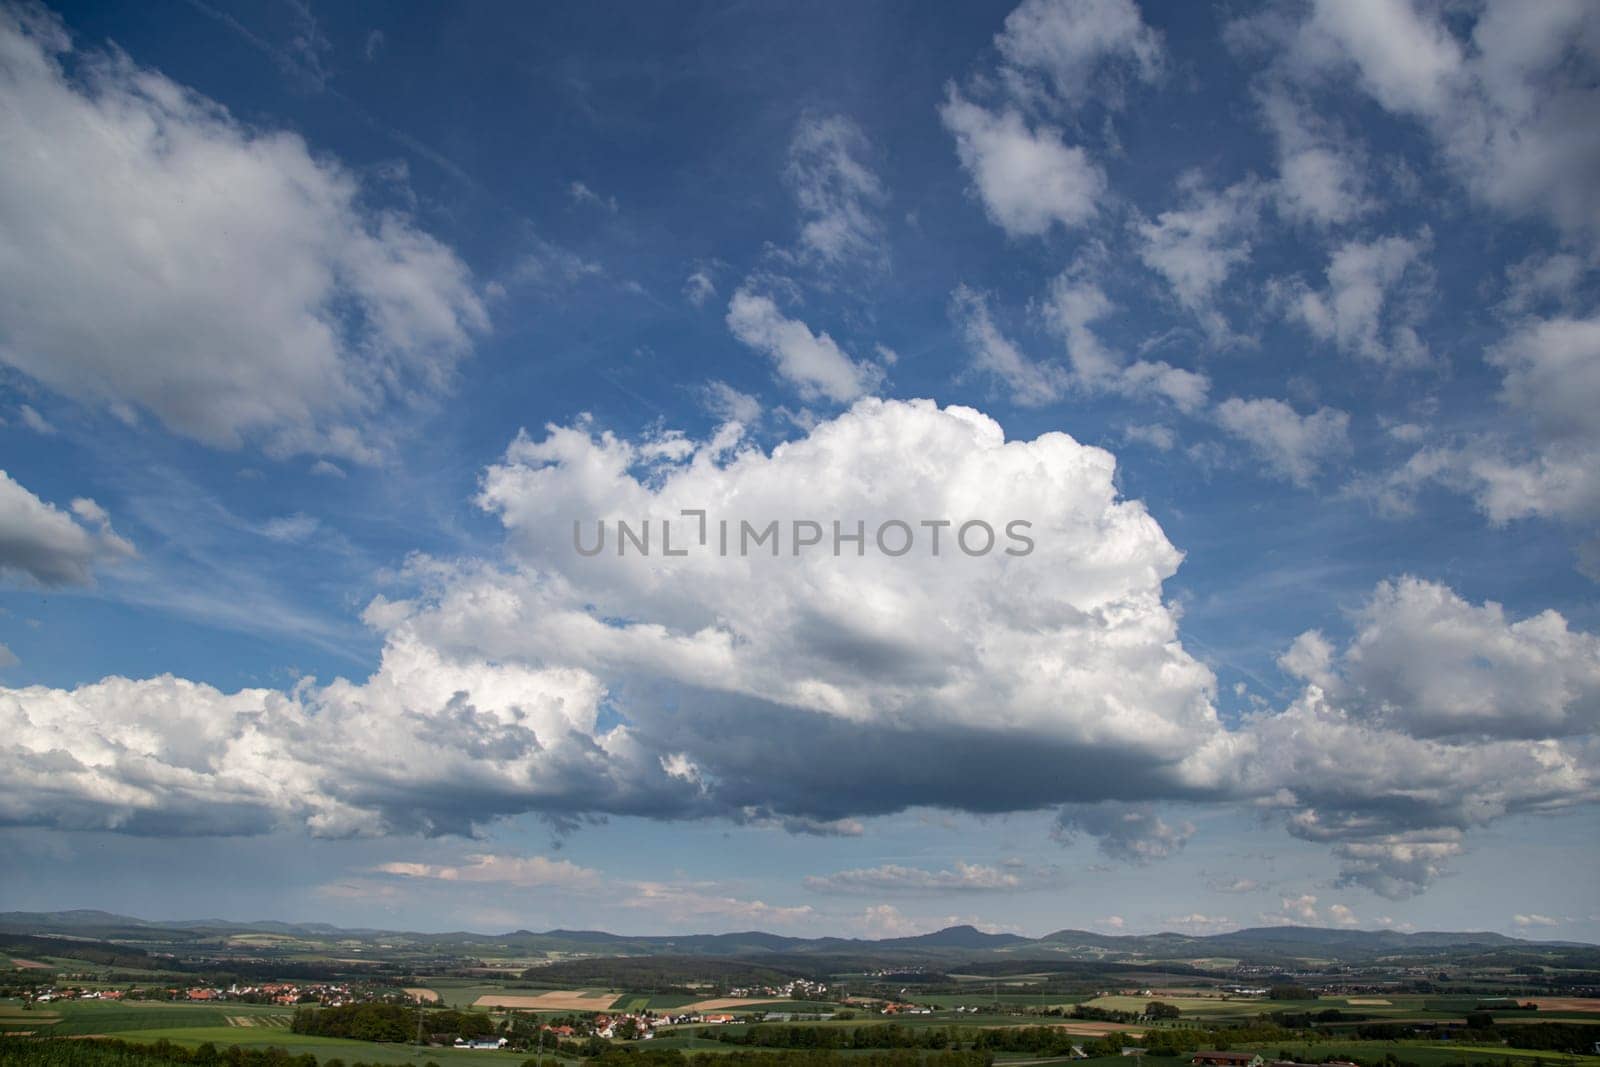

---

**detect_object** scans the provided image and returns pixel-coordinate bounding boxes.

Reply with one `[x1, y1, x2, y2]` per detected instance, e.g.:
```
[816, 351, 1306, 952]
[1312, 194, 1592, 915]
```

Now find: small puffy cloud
[1054, 801, 1195, 863]
[726, 288, 883, 403]
[1286, 231, 1433, 367]
[0, 471, 135, 587]
[499, 240, 603, 292]
[1257, 87, 1371, 227]
[1264, 896, 1370, 928]
[1502, 253, 1587, 316]
[857, 904, 922, 937]
[994, 0, 1162, 107]
[1327, 902, 1360, 927]
[684, 269, 717, 308]
[786, 114, 886, 269]
[1206, 877, 1261, 895]
[259, 514, 321, 544]
[699, 381, 762, 425]
[1281, 894, 1321, 924]
[940, 90, 1105, 238]
[1278, 630, 1337, 689]
[804, 862, 1031, 894]
[942, 0, 1154, 240]
[1301, 0, 1461, 117]
[1215, 397, 1352, 486]
[951, 285, 1065, 406]
[1488, 314, 1600, 455]
[1513, 913, 1562, 928]
[1122, 424, 1176, 451]
[1328, 834, 1463, 898]
[1134, 178, 1263, 341]
[376, 852, 600, 888]
[623, 882, 815, 928]
[1043, 271, 1210, 412]
[1164, 913, 1239, 933]
[0, 8, 487, 462]
[1314, 577, 1600, 741]
[954, 262, 1208, 415]
[568, 181, 617, 213]
[1368, 312, 1600, 525]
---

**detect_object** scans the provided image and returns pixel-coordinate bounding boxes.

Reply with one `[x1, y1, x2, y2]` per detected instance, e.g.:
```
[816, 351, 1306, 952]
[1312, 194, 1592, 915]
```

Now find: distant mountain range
[1, 909, 1593, 967]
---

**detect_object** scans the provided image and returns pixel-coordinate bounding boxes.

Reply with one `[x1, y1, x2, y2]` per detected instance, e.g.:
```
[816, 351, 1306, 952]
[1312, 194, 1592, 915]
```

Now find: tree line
[290, 1004, 494, 1042]
[0, 1040, 992, 1067]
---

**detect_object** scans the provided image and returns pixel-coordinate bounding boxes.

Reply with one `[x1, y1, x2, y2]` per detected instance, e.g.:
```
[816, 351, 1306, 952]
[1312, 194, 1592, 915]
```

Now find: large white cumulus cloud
[1, 632, 690, 837]
[0, 400, 1228, 837]
[1, 402, 1594, 900]
[1259, 577, 1600, 897]
[406, 398, 1235, 820]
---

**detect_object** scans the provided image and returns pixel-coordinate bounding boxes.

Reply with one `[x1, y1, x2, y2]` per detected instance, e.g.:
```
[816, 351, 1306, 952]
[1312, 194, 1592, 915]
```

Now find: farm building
[1192, 1054, 1262, 1067]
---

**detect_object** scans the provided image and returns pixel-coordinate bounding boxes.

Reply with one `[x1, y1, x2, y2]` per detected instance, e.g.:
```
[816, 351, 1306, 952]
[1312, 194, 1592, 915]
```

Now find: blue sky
[1, 0, 1597, 940]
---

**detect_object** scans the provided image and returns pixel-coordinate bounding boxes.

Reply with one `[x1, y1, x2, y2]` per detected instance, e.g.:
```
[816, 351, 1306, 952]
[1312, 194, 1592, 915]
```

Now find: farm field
[121, 1026, 559, 1067]
[470, 990, 622, 1011]
[412, 980, 550, 1010]
[1528, 1000, 1600, 1013]
[703, 1012, 1122, 1033]
[10, 1001, 288, 1036]
[635, 995, 702, 1011]
[1075, 992, 1566, 1022]
[920, 994, 1092, 1009]
[0, 999, 570, 1067]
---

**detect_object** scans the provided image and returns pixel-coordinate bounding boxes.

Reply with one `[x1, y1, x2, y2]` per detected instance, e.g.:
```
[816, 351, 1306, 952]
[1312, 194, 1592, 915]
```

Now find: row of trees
[703, 1021, 1303, 1059]
[0, 1040, 992, 1067]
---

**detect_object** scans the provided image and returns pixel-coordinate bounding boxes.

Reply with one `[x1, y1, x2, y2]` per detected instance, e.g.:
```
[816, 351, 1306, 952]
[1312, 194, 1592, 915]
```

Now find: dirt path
[1526, 998, 1600, 1013]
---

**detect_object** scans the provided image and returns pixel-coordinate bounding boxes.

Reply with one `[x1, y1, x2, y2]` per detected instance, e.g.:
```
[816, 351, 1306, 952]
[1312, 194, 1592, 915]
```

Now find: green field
[1076, 992, 1559, 1023]
[921, 994, 1091, 1009]
[14, 1001, 289, 1035]
[124, 1027, 568, 1067]
[0, 1000, 572, 1067]
[410, 980, 528, 1010]
[641, 995, 703, 1011]
[409, 980, 627, 1012]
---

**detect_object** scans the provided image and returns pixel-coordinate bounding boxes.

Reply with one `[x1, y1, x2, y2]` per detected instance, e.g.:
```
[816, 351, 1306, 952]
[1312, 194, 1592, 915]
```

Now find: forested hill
[2, 910, 1594, 970]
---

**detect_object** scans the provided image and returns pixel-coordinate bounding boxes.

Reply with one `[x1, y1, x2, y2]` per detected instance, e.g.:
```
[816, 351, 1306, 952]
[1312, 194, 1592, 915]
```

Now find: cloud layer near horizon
[2, 400, 1594, 899]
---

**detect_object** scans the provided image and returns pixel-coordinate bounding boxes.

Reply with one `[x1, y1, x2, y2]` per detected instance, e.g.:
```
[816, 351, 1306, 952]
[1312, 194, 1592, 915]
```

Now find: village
[27, 981, 378, 1008]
